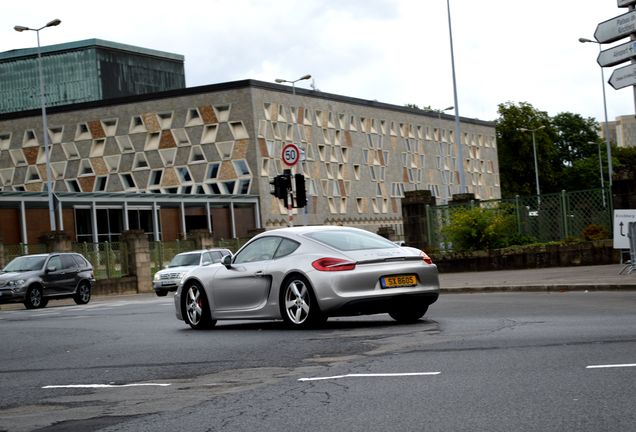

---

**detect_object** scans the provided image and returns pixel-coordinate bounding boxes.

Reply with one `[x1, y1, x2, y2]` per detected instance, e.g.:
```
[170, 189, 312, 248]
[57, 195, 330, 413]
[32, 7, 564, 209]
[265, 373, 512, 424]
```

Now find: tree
[495, 102, 557, 197]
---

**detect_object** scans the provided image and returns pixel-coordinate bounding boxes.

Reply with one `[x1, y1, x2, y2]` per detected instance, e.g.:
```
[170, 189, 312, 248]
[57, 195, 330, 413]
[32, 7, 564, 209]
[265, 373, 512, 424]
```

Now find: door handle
[254, 271, 264, 277]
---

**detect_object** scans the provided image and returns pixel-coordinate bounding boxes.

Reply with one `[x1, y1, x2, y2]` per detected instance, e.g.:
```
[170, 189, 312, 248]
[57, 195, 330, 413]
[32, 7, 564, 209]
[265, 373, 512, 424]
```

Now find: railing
[149, 239, 196, 275]
[425, 188, 612, 251]
[73, 242, 127, 280]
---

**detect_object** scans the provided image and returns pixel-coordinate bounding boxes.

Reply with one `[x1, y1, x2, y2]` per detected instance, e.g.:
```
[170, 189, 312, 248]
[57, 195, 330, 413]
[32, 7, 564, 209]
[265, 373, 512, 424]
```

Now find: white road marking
[298, 372, 440, 381]
[42, 383, 171, 389]
[586, 363, 636, 369]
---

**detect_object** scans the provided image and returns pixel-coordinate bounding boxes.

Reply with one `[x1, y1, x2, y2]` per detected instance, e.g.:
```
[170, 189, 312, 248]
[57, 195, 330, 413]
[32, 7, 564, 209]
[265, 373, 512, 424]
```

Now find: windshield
[3, 256, 47, 272]
[305, 229, 398, 251]
[168, 253, 201, 267]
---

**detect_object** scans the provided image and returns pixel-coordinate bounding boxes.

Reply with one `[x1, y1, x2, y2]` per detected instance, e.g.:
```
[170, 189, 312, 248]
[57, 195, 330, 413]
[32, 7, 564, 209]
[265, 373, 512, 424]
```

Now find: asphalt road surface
[1, 291, 635, 432]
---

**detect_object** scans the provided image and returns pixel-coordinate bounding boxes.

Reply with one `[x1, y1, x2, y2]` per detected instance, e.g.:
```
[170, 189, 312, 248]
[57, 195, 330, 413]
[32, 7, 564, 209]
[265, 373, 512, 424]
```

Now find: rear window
[305, 230, 398, 251]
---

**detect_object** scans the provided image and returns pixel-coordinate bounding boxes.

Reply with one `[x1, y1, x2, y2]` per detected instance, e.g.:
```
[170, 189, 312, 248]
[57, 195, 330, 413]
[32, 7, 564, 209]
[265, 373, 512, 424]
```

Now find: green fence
[426, 188, 612, 250]
[149, 239, 196, 275]
[73, 242, 127, 280]
[2, 243, 47, 265]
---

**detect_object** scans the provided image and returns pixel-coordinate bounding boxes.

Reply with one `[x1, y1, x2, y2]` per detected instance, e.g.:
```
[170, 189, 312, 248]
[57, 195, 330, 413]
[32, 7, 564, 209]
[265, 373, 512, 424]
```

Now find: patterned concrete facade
[0, 80, 499, 239]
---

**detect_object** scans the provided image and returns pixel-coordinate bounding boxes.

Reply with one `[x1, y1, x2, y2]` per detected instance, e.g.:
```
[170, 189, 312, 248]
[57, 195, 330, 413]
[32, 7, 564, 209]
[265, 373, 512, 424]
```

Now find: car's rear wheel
[24, 285, 44, 309]
[280, 275, 324, 328]
[73, 282, 91, 305]
[183, 282, 216, 329]
[389, 304, 428, 323]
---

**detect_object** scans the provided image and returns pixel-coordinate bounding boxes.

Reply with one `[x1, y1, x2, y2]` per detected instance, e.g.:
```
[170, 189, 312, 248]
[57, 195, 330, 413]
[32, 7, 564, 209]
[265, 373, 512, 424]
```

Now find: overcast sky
[2, 1, 634, 123]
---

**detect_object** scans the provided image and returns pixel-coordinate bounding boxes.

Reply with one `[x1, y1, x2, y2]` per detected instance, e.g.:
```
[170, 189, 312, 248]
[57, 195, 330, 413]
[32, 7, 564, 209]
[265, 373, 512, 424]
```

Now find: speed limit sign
[281, 143, 300, 166]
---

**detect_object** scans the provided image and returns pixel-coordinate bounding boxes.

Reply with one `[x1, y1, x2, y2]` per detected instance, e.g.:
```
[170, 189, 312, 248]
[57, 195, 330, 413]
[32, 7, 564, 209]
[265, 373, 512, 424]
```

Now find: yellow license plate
[381, 275, 417, 288]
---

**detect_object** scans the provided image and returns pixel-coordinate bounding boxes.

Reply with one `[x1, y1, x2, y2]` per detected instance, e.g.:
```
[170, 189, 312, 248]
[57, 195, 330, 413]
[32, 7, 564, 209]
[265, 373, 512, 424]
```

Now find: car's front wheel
[73, 282, 91, 305]
[183, 282, 216, 329]
[24, 285, 45, 309]
[280, 275, 324, 328]
[389, 304, 428, 323]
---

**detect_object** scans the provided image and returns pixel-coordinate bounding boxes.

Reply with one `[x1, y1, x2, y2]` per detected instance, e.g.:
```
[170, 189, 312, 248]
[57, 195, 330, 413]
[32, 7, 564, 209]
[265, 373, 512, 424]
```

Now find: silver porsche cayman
[174, 226, 440, 329]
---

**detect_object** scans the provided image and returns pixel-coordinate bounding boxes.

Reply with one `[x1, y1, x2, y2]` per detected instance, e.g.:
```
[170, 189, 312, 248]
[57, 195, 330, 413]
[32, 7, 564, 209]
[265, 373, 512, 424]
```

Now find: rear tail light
[420, 252, 433, 265]
[312, 257, 356, 271]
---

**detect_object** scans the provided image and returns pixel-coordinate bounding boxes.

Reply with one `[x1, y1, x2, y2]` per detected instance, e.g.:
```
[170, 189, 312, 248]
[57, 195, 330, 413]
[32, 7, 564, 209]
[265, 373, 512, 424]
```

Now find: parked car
[174, 226, 440, 329]
[153, 248, 231, 296]
[0, 252, 95, 309]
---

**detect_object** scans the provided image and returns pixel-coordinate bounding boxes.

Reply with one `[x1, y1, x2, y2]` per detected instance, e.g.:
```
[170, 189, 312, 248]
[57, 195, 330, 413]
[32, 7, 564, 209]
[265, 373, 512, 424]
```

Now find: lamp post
[275, 74, 312, 95]
[588, 140, 606, 207]
[578, 37, 613, 191]
[517, 125, 545, 198]
[434, 106, 454, 203]
[446, 0, 466, 194]
[14, 18, 61, 232]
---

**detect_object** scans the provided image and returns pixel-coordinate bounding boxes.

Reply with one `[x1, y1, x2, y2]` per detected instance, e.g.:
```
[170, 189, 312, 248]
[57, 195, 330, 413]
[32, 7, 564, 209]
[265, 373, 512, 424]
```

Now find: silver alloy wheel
[284, 279, 310, 325]
[29, 286, 42, 308]
[186, 285, 203, 326]
[75, 283, 91, 304]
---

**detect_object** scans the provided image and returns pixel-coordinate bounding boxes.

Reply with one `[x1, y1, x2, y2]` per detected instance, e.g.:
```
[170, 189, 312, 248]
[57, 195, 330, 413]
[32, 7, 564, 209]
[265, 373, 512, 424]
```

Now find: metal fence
[149, 239, 196, 275]
[426, 188, 612, 250]
[73, 242, 128, 280]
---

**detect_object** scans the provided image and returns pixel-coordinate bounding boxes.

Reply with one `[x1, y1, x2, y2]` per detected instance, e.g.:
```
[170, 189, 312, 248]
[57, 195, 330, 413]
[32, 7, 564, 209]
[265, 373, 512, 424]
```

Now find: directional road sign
[595, 10, 636, 44]
[609, 63, 636, 89]
[614, 209, 636, 249]
[618, 0, 636, 7]
[598, 40, 636, 67]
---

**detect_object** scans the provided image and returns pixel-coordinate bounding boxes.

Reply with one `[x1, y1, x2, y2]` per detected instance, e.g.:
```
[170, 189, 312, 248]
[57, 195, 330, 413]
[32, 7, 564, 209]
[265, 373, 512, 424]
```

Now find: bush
[581, 224, 610, 241]
[442, 206, 516, 251]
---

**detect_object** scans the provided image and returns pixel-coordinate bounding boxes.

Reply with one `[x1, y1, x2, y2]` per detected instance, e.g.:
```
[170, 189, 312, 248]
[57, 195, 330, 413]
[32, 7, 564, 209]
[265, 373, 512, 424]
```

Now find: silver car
[153, 248, 231, 296]
[174, 226, 439, 329]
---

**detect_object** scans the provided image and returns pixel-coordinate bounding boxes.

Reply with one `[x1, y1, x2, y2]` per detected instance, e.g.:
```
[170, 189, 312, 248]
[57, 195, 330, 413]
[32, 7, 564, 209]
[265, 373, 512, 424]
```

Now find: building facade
[0, 39, 185, 114]
[0, 80, 499, 245]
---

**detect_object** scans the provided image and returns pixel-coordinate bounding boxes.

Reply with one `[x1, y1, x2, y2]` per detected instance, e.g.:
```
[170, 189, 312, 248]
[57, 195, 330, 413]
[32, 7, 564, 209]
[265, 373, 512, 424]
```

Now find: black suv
[0, 253, 95, 309]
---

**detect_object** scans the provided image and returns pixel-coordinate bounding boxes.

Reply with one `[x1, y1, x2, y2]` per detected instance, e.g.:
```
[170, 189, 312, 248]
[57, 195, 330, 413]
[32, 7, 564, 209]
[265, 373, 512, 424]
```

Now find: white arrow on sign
[595, 10, 636, 44]
[618, 0, 636, 7]
[609, 63, 636, 89]
[598, 40, 636, 67]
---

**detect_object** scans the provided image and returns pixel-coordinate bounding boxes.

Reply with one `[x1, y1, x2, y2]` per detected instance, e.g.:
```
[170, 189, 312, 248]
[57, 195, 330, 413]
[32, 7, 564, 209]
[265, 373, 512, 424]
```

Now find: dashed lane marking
[586, 363, 636, 369]
[298, 372, 441, 381]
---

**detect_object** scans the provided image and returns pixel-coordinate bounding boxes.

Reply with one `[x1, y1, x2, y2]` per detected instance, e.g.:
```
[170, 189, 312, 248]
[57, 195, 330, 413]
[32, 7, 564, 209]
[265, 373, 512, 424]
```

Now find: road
[1, 291, 635, 432]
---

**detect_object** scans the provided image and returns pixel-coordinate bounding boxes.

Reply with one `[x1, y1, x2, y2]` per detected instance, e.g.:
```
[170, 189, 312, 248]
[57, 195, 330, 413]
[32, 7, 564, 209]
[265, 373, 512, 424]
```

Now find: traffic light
[294, 174, 307, 208]
[270, 174, 290, 200]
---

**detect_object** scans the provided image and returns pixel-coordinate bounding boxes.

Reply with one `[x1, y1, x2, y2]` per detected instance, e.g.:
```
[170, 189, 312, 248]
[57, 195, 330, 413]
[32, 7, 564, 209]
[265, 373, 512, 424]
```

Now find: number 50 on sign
[282, 143, 300, 166]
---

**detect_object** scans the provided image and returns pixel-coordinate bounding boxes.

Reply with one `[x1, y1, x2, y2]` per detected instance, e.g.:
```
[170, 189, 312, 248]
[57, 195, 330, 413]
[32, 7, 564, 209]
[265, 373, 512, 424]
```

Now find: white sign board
[595, 10, 636, 44]
[598, 40, 636, 67]
[609, 63, 636, 89]
[613, 209, 636, 249]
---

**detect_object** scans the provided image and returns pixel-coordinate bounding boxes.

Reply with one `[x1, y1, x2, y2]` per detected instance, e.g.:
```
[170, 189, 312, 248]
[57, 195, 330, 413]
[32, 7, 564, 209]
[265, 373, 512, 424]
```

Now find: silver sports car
[174, 226, 440, 329]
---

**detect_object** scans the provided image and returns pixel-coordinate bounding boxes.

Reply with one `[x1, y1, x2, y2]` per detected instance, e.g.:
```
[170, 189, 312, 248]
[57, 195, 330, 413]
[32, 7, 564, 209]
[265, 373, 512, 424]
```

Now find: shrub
[581, 224, 610, 241]
[442, 206, 516, 251]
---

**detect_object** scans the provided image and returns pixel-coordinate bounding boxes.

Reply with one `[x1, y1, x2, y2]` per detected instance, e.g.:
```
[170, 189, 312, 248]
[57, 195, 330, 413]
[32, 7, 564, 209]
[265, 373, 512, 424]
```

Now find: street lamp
[14, 18, 61, 232]
[275, 74, 312, 95]
[578, 37, 613, 191]
[434, 106, 454, 203]
[588, 140, 606, 207]
[517, 125, 545, 198]
[446, 0, 466, 194]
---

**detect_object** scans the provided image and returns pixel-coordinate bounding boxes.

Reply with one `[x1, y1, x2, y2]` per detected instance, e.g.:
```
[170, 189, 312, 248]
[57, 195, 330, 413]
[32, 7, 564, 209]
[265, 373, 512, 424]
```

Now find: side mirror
[46, 266, 57, 273]
[222, 254, 232, 269]
[201, 261, 211, 266]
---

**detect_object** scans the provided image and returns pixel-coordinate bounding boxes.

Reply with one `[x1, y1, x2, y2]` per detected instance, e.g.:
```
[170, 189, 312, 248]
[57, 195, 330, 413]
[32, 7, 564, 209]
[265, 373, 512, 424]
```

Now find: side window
[61, 255, 78, 269]
[233, 237, 282, 264]
[47, 256, 62, 271]
[201, 252, 212, 264]
[274, 238, 300, 259]
[210, 251, 223, 263]
[72, 254, 89, 268]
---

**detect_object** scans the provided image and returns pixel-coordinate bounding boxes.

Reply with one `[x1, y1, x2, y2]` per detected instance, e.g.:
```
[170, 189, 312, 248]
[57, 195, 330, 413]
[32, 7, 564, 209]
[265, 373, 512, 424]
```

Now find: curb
[441, 284, 636, 293]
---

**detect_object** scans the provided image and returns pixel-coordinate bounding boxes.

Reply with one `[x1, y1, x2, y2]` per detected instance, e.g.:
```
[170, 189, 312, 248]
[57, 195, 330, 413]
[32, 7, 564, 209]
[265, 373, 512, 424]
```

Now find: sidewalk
[439, 264, 636, 293]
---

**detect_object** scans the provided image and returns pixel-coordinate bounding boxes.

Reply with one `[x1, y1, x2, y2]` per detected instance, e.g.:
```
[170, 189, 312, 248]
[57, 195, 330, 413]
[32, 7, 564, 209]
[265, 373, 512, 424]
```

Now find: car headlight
[153, 273, 161, 281]
[7, 279, 26, 288]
